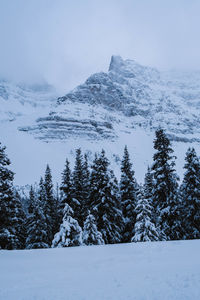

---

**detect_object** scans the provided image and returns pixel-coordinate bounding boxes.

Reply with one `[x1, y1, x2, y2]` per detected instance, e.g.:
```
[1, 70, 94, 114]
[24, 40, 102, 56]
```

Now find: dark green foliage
[180, 148, 200, 239]
[81, 154, 90, 223]
[120, 146, 137, 242]
[12, 190, 27, 249]
[28, 185, 35, 214]
[144, 166, 154, 203]
[152, 128, 180, 240]
[26, 197, 48, 249]
[44, 165, 57, 244]
[0, 143, 25, 249]
[132, 188, 158, 242]
[83, 213, 104, 245]
[72, 149, 85, 226]
[52, 204, 82, 247]
[60, 159, 73, 226]
[89, 150, 123, 244]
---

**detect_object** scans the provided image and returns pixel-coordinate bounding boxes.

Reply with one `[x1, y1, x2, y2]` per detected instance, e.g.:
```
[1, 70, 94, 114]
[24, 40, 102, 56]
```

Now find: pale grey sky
[0, 0, 200, 93]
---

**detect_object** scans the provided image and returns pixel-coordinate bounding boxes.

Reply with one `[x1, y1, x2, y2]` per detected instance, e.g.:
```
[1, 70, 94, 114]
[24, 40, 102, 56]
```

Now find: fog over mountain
[1, 0, 200, 93]
[1, 1, 200, 185]
[1, 55, 200, 185]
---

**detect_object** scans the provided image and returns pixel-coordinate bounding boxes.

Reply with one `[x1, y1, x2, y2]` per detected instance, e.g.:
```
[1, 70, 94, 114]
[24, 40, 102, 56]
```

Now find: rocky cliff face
[1, 56, 200, 184]
[18, 55, 200, 143]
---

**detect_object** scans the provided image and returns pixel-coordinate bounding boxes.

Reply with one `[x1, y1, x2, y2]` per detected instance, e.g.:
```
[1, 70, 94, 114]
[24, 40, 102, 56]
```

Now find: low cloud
[0, 0, 200, 93]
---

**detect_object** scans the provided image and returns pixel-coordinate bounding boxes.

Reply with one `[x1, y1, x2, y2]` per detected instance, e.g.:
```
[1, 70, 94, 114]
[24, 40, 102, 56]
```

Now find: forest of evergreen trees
[0, 128, 200, 250]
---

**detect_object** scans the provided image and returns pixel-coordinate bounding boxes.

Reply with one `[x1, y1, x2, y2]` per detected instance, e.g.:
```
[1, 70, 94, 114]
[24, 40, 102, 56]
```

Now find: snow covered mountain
[0, 80, 57, 122]
[1, 56, 200, 185]
[17, 56, 200, 144]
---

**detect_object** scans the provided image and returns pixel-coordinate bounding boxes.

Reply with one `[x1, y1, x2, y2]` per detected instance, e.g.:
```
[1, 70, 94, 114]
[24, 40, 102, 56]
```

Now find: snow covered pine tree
[26, 195, 49, 249]
[120, 146, 138, 242]
[131, 188, 158, 242]
[52, 204, 82, 247]
[180, 147, 200, 239]
[0, 142, 25, 249]
[44, 165, 57, 243]
[89, 150, 123, 244]
[83, 213, 104, 245]
[72, 148, 85, 226]
[152, 128, 180, 241]
[59, 159, 73, 221]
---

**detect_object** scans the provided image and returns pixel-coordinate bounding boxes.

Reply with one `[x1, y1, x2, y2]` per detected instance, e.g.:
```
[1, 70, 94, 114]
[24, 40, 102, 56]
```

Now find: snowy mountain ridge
[1, 56, 200, 184]
[26, 55, 200, 144]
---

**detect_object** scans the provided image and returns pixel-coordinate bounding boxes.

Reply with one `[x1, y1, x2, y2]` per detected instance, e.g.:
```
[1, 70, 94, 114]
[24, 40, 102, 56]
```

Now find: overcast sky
[0, 0, 200, 93]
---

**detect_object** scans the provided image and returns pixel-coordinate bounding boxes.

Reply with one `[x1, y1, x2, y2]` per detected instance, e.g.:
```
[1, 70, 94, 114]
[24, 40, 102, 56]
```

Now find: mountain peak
[109, 55, 124, 72]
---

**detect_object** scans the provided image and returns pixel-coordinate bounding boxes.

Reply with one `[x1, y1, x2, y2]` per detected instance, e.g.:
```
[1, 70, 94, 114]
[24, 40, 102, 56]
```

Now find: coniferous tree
[0, 143, 22, 249]
[152, 128, 179, 240]
[26, 197, 48, 249]
[131, 189, 158, 242]
[28, 185, 35, 215]
[52, 204, 82, 247]
[83, 213, 104, 245]
[60, 160, 72, 207]
[54, 182, 61, 234]
[89, 150, 123, 244]
[38, 177, 46, 208]
[12, 190, 27, 249]
[143, 166, 156, 223]
[72, 148, 85, 226]
[144, 167, 154, 203]
[44, 165, 57, 243]
[180, 147, 200, 239]
[109, 170, 124, 242]
[120, 146, 138, 242]
[60, 159, 73, 219]
[81, 154, 90, 222]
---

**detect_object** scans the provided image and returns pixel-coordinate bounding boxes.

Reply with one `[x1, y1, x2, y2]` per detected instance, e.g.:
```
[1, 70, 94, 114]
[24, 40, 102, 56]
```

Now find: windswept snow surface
[0, 240, 200, 300]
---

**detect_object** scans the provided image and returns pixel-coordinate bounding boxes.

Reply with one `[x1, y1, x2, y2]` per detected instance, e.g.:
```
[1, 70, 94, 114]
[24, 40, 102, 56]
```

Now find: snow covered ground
[0, 240, 200, 300]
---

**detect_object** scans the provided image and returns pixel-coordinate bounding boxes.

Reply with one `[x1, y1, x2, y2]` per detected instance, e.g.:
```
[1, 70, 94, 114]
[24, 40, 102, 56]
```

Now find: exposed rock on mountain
[1, 56, 200, 184]
[27, 55, 200, 143]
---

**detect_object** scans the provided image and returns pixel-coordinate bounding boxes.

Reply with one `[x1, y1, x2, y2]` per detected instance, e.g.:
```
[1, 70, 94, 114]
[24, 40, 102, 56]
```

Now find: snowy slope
[1, 57, 200, 185]
[0, 240, 200, 300]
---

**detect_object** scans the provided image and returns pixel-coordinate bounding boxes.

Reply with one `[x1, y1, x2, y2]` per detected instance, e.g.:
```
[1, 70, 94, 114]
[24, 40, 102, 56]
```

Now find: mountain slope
[1, 240, 200, 300]
[18, 56, 200, 145]
[1, 56, 200, 185]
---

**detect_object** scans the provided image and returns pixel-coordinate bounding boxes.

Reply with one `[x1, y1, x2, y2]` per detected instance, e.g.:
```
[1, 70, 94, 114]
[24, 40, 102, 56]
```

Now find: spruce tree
[0, 143, 22, 249]
[44, 165, 57, 243]
[38, 177, 46, 209]
[28, 185, 35, 214]
[131, 189, 158, 242]
[72, 148, 85, 226]
[152, 128, 179, 240]
[81, 154, 90, 222]
[26, 197, 48, 249]
[89, 150, 123, 244]
[83, 213, 104, 245]
[54, 182, 61, 234]
[120, 146, 138, 242]
[180, 147, 200, 239]
[60, 159, 73, 212]
[12, 190, 27, 249]
[143, 166, 157, 223]
[52, 204, 82, 247]
[144, 166, 154, 203]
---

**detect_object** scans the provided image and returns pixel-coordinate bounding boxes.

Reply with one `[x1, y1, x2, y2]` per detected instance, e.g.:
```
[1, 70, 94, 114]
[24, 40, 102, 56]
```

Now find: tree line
[0, 128, 200, 250]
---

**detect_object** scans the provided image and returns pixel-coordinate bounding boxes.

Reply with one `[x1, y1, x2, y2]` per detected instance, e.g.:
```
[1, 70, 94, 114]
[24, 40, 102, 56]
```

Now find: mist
[0, 0, 200, 93]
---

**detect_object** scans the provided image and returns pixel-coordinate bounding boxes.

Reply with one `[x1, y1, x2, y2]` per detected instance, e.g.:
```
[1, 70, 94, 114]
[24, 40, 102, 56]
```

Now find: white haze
[0, 0, 200, 93]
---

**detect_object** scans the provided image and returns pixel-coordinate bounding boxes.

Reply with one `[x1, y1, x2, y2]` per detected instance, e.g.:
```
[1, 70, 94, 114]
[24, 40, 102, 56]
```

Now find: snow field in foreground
[0, 240, 200, 300]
